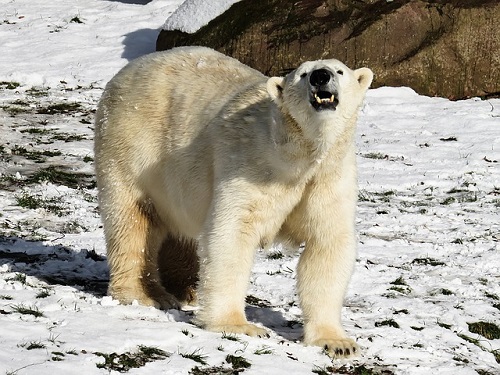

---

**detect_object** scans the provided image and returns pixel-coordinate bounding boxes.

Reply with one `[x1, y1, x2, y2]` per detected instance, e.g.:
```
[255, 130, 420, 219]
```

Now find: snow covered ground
[0, 1, 499, 374]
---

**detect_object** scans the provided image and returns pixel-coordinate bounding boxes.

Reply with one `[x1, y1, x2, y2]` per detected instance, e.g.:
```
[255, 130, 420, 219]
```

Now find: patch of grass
[484, 292, 499, 300]
[19, 340, 46, 350]
[95, 345, 170, 372]
[358, 190, 375, 202]
[49, 133, 87, 142]
[20, 127, 53, 135]
[254, 346, 273, 355]
[467, 322, 500, 340]
[438, 322, 452, 330]
[492, 349, 500, 364]
[15, 192, 67, 216]
[15, 192, 44, 209]
[245, 294, 271, 308]
[6, 273, 27, 284]
[26, 166, 95, 189]
[375, 319, 400, 329]
[189, 366, 235, 375]
[26, 86, 49, 97]
[70, 16, 84, 24]
[316, 364, 396, 375]
[0, 81, 20, 89]
[440, 196, 456, 205]
[225, 354, 251, 370]
[0, 295, 13, 300]
[51, 351, 65, 361]
[390, 276, 407, 286]
[439, 288, 453, 296]
[458, 333, 481, 347]
[12, 304, 44, 318]
[180, 349, 208, 365]
[37, 102, 82, 114]
[267, 251, 284, 260]
[221, 332, 240, 342]
[1, 104, 30, 116]
[362, 152, 387, 160]
[12, 145, 62, 162]
[388, 286, 411, 295]
[312, 366, 331, 375]
[10, 99, 30, 107]
[411, 257, 445, 266]
[36, 289, 51, 299]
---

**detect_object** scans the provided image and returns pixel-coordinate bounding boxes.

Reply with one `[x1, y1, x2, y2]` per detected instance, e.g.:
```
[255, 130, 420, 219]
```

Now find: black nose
[309, 69, 331, 87]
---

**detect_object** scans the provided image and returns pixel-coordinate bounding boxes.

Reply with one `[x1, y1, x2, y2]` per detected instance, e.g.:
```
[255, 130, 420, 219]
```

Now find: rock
[157, 0, 500, 99]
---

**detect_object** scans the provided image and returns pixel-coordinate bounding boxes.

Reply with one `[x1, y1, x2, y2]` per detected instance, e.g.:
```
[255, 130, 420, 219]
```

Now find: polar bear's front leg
[194, 214, 269, 338]
[297, 231, 359, 358]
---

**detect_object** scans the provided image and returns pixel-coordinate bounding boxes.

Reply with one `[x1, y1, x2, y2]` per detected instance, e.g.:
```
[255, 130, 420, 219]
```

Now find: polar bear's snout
[309, 68, 339, 111]
[310, 69, 331, 86]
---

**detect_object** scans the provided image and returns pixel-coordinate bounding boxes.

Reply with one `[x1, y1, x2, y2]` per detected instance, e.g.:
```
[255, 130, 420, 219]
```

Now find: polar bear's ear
[267, 77, 285, 104]
[354, 68, 374, 92]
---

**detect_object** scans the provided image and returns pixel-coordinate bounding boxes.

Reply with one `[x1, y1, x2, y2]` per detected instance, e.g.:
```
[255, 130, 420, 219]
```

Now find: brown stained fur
[158, 235, 199, 305]
[135, 198, 199, 306]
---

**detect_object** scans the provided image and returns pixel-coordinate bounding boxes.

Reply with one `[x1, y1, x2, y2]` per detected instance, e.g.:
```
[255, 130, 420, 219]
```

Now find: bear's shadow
[0, 235, 109, 296]
[0, 235, 301, 341]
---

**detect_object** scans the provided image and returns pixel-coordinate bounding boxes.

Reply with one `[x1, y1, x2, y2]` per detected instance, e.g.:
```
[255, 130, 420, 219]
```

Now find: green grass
[11, 304, 44, 318]
[245, 294, 271, 307]
[390, 276, 407, 286]
[411, 257, 445, 266]
[225, 354, 251, 370]
[362, 152, 387, 160]
[189, 365, 235, 374]
[36, 289, 51, 299]
[95, 345, 170, 372]
[26, 86, 49, 97]
[314, 364, 396, 375]
[19, 340, 46, 350]
[180, 348, 208, 365]
[15, 192, 67, 216]
[37, 102, 82, 114]
[24, 166, 95, 189]
[0, 81, 20, 89]
[375, 319, 400, 329]
[254, 346, 273, 355]
[467, 322, 500, 340]
[6, 273, 27, 284]
[438, 322, 452, 330]
[221, 332, 240, 342]
[11, 145, 62, 162]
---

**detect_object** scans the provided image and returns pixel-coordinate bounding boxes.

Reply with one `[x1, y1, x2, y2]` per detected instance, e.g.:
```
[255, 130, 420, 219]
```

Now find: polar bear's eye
[337, 70, 344, 75]
[300, 72, 307, 79]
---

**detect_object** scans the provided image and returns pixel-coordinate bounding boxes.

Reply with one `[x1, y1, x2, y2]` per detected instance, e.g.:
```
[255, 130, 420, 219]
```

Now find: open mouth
[311, 90, 339, 111]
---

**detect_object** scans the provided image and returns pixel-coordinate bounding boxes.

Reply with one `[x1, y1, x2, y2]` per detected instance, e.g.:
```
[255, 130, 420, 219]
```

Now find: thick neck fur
[268, 104, 357, 185]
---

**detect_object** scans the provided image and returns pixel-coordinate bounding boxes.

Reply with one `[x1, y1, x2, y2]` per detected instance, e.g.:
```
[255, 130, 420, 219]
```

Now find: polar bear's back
[97, 46, 265, 137]
[94, 46, 266, 175]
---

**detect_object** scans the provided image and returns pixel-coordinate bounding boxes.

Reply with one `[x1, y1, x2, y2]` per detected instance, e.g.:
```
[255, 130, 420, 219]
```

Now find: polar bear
[94, 46, 372, 358]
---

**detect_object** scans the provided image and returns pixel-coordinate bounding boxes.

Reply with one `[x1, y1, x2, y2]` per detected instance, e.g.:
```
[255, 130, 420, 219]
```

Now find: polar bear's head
[267, 58, 373, 136]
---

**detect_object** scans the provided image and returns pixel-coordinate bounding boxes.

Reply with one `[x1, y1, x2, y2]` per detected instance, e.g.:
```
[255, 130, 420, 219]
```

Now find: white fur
[94, 46, 373, 358]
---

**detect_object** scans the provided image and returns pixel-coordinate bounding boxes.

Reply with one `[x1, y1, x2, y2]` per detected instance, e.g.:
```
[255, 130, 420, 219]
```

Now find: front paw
[312, 337, 359, 358]
[206, 323, 270, 338]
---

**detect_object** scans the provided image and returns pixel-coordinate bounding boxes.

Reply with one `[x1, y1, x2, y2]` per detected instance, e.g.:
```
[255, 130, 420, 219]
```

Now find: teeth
[314, 93, 335, 104]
